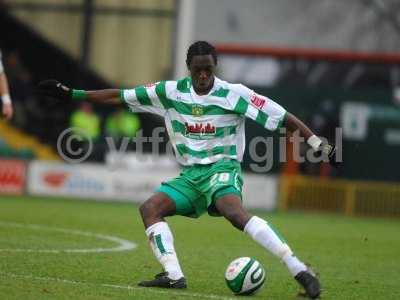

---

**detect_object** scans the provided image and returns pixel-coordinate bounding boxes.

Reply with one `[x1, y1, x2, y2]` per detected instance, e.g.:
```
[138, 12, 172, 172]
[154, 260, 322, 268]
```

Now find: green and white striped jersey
[121, 77, 286, 166]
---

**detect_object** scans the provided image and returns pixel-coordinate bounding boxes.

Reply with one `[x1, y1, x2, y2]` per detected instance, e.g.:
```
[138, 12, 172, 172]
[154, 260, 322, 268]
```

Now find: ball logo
[250, 265, 264, 283]
[225, 257, 265, 295]
[250, 94, 266, 109]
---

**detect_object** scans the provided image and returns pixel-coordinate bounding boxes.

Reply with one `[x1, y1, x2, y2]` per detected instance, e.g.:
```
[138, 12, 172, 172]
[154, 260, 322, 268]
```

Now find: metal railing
[279, 175, 400, 217]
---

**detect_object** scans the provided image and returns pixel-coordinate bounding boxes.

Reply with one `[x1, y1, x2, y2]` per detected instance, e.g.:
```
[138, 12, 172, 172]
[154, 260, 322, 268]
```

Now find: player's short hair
[186, 41, 218, 67]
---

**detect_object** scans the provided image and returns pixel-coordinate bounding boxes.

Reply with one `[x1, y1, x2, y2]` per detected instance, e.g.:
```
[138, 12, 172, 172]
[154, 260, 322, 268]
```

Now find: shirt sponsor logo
[250, 93, 266, 109]
[185, 122, 216, 137]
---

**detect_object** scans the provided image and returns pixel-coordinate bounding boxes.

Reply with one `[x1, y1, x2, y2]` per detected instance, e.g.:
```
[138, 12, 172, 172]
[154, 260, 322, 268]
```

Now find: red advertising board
[0, 159, 26, 195]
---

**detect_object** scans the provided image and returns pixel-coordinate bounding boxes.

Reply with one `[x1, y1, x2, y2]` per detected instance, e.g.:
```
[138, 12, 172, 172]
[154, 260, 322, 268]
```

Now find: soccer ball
[225, 257, 266, 295]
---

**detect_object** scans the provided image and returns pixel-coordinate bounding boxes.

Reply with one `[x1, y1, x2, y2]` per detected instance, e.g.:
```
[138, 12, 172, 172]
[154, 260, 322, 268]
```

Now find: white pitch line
[0, 221, 136, 253]
[0, 272, 236, 300]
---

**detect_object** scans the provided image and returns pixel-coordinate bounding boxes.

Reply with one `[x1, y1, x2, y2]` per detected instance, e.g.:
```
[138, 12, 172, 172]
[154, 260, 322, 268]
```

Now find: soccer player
[0, 50, 13, 120]
[37, 41, 337, 299]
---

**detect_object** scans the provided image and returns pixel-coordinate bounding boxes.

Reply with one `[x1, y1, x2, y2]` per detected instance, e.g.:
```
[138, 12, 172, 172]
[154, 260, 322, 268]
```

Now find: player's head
[186, 41, 217, 94]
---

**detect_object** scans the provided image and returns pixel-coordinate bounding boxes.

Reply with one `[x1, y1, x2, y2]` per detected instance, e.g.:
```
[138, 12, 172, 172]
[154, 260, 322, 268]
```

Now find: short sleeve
[121, 81, 168, 117]
[228, 84, 286, 131]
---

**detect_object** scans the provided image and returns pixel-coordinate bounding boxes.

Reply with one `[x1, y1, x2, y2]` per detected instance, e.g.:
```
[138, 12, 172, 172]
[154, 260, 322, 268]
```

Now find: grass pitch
[0, 196, 399, 300]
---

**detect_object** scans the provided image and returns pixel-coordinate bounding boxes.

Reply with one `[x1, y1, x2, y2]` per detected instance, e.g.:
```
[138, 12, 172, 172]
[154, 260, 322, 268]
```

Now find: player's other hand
[2, 102, 13, 120]
[319, 142, 340, 167]
[36, 79, 72, 100]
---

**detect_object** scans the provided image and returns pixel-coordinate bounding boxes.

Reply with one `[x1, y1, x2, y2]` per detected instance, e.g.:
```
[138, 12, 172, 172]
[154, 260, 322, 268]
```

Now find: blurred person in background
[37, 41, 340, 299]
[0, 49, 13, 120]
[70, 102, 102, 161]
[70, 102, 100, 141]
[105, 108, 141, 148]
[4, 51, 42, 133]
[0, 50, 36, 159]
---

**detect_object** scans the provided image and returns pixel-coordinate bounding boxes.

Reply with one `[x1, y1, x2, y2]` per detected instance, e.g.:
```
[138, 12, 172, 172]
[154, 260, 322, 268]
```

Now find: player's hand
[319, 143, 340, 167]
[36, 79, 72, 100]
[2, 102, 13, 120]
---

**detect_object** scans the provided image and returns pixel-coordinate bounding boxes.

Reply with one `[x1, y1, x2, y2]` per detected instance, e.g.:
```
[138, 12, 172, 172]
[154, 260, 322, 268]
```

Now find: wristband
[307, 135, 322, 151]
[72, 89, 87, 100]
[1, 94, 11, 104]
[119, 89, 124, 103]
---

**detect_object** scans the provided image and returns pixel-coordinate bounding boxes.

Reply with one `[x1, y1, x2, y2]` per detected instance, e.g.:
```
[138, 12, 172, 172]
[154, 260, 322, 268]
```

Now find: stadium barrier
[242, 174, 277, 210]
[3, 159, 399, 217]
[26, 160, 279, 210]
[279, 175, 400, 217]
[0, 158, 26, 195]
[27, 160, 177, 202]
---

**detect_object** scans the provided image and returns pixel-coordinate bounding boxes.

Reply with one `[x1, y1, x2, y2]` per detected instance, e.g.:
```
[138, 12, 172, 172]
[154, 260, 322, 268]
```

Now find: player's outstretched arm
[284, 112, 338, 166]
[37, 79, 121, 105]
[284, 112, 314, 140]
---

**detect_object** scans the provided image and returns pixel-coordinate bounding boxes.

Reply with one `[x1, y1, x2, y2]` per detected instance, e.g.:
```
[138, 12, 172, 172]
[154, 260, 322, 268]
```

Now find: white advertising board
[27, 160, 177, 202]
[242, 174, 277, 211]
[28, 161, 278, 210]
[28, 161, 113, 199]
